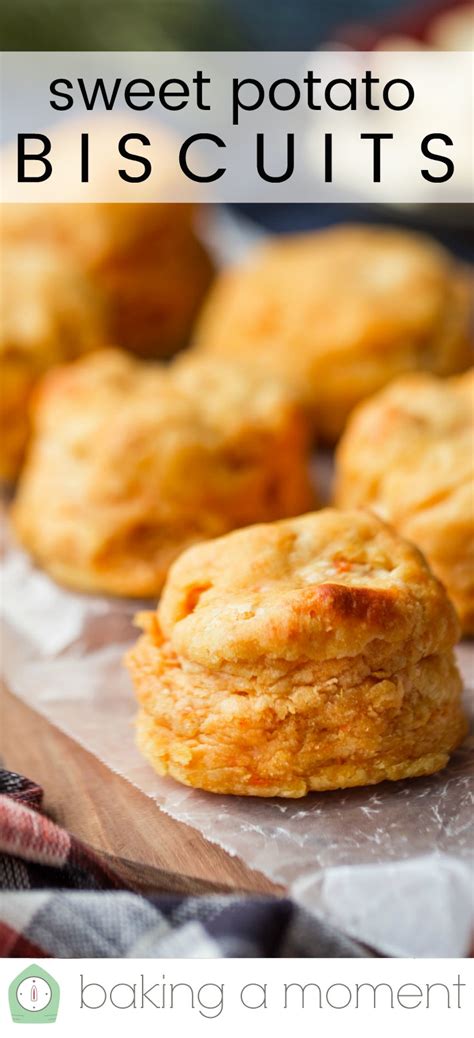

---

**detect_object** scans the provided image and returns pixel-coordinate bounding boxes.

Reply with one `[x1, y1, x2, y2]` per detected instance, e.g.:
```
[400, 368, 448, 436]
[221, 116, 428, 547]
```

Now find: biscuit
[335, 370, 474, 634]
[125, 509, 466, 797]
[0, 243, 104, 482]
[2, 117, 214, 359]
[194, 224, 472, 441]
[3, 200, 214, 360]
[12, 349, 315, 597]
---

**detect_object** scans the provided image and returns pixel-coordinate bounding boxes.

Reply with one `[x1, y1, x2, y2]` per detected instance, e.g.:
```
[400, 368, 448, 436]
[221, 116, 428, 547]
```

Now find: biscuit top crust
[170, 352, 303, 434]
[158, 509, 459, 667]
[195, 224, 469, 360]
[342, 369, 473, 443]
[335, 370, 474, 519]
[34, 348, 304, 442]
[29, 350, 310, 514]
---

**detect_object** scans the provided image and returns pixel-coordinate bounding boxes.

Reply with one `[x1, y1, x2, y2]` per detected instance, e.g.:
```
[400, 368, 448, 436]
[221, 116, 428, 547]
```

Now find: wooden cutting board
[1, 683, 283, 897]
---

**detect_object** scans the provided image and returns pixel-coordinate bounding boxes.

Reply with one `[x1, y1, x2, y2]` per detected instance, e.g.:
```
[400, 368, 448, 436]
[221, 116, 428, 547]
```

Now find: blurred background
[0, 0, 469, 50]
[1, 0, 473, 257]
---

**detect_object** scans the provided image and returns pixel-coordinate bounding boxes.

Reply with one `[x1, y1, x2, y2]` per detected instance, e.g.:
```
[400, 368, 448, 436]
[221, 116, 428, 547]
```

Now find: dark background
[0, 0, 459, 50]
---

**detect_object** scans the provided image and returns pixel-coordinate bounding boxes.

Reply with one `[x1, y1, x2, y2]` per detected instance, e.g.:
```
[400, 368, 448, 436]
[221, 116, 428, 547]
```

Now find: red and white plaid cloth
[0, 769, 368, 958]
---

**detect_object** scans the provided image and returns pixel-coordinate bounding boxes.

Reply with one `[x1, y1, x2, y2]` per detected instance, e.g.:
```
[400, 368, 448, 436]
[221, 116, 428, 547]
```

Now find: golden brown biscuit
[12, 349, 315, 597]
[0, 243, 104, 482]
[3, 200, 214, 360]
[195, 224, 472, 441]
[1, 118, 214, 477]
[125, 509, 466, 797]
[2, 117, 214, 360]
[335, 370, 474, 634]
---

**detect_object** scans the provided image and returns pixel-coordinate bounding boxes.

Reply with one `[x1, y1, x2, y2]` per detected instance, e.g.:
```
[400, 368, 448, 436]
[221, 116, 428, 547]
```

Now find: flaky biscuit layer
[132, 640, 465, 797]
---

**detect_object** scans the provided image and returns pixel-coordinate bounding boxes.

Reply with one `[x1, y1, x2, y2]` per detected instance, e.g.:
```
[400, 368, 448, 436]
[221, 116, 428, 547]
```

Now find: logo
[9, 964, 60, 1024]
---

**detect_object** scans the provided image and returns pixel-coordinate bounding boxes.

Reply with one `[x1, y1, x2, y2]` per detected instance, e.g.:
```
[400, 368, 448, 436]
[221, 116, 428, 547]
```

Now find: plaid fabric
[0, 769, 368, 958]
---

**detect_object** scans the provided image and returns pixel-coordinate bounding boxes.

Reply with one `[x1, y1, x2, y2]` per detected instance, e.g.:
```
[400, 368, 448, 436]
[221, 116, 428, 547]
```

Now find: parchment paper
[2, 515, 473, 959]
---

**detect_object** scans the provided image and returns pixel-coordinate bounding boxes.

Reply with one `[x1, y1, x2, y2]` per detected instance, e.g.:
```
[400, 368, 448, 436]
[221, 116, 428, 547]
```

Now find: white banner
[1, 50, 472, 203]
[0, 957, 473, 1037]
